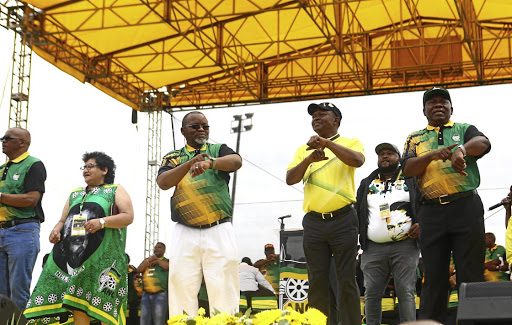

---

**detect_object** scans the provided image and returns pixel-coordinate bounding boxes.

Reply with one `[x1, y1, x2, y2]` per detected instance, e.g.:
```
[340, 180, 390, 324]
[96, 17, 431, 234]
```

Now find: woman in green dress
[24, 152, 134, 325]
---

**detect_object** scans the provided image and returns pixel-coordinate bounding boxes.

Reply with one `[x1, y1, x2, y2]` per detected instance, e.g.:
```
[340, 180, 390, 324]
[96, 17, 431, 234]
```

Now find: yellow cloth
[287, 135, 364, 213]
[506, 217, 512, 266]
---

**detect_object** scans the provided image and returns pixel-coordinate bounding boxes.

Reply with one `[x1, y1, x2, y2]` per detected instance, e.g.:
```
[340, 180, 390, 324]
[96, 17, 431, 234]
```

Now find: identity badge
[71, 214, 87, 236]
[379, 203, 391, 219]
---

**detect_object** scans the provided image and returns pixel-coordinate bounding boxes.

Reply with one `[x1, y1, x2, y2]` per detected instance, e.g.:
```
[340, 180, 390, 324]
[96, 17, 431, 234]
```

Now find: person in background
[137, 242, 169, 325]
[356, 142, 420, 325]
[484, 232, 509, 282]
[126, 254, 141, 325]
[253, 244, 280, 294]
[239, 257, 275, 312]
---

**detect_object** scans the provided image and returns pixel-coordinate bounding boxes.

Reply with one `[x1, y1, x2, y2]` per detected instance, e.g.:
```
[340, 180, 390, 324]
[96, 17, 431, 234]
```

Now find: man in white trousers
[157, 111, 242, 316]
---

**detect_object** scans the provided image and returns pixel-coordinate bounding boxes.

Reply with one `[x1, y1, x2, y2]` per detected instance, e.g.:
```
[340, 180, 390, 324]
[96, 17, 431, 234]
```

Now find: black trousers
[241, 288, 275, 312]
[418, 193, 485, 324]
[303, 207, 360, 325]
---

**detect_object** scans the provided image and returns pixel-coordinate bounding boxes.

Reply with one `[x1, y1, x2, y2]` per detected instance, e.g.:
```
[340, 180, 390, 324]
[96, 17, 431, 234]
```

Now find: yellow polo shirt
[287, 135, 364, 213]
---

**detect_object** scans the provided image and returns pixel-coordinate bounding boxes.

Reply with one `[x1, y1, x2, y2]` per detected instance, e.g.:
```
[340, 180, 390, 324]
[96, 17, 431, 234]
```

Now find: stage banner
[279, 230, 309, 312]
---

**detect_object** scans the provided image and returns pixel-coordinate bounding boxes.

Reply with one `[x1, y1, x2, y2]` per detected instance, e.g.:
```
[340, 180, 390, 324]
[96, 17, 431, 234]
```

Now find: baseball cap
[264, 243, 274, 249]
[423, 87, 452, 106]
[375, 143, 400, 156]
[307, 102, 342, 120]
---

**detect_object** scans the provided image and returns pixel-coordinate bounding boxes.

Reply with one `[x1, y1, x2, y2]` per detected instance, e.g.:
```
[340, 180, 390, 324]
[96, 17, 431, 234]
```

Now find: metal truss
[144, 103, 162, 258]
[3, 2, 32, 128]
[2, 0, 512, 112]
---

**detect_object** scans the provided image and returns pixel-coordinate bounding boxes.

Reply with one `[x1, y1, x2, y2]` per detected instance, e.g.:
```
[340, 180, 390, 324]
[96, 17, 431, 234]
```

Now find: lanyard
[79, 185, 103, 213]
[381, 169, 402, 195]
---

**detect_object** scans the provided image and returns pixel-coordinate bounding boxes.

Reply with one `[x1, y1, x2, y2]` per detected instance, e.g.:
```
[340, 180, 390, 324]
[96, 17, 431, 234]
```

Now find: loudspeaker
[0, 294, 27, 325]
[457, 281, 512, 325]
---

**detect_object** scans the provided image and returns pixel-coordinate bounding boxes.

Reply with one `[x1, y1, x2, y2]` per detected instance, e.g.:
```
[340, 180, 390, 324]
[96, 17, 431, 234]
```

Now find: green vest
[0, 154, 41, 221]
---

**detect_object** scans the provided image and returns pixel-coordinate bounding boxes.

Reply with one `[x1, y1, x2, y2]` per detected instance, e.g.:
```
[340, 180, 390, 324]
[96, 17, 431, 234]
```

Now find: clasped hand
[189, 153, 212, 178]
[306, 135, 329, 163]
[433, 143, 467, 177]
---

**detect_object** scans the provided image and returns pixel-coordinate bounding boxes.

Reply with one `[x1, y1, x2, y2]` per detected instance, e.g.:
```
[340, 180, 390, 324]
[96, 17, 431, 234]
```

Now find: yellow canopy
[10, 0, 512, 111]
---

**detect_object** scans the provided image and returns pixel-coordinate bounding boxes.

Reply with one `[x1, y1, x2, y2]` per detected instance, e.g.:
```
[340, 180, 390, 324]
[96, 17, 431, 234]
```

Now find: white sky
[1, 27, 511, 289]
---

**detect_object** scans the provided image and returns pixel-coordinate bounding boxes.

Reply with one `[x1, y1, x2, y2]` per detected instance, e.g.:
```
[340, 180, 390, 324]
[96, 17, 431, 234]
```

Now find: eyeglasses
[80, 163, 98, 171]
[187, 124, 210, 130]
[0, 135, 21, 141]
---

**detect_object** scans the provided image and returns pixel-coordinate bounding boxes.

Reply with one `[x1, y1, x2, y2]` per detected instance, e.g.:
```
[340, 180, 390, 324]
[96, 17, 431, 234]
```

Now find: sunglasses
[80, 163, 98, 171]
[187, 124, 210, 130]
[0, 135, 21, 141]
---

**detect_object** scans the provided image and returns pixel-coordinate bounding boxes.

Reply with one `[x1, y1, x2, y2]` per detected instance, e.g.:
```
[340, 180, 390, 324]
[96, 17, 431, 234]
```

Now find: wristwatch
[209, 157, 217, 170]
[100, 218, 106, 229]
[457, 144, 467, 157]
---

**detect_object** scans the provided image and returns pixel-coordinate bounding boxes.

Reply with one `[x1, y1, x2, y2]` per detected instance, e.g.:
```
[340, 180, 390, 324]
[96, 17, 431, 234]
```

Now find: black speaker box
[457, 281, 512, 325]
[0, 294, 27, 325]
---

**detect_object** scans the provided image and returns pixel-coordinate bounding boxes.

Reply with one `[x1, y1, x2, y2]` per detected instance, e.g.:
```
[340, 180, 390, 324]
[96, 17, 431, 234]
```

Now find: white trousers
[168, 222, 239, 317]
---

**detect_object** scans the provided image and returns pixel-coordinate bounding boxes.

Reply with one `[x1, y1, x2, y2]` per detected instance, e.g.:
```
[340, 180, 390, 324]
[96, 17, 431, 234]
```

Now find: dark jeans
[418, 193, 485, 324]
[303, 207, 360, 325]
[241, 287, 275, 312]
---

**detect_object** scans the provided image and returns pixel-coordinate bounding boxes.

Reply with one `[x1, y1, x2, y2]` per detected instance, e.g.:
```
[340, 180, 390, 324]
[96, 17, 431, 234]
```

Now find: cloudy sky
[1, 28, 511, 288]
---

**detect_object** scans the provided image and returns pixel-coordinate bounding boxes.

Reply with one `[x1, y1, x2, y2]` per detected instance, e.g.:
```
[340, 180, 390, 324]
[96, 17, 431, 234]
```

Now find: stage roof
[3, 0, 512, 111]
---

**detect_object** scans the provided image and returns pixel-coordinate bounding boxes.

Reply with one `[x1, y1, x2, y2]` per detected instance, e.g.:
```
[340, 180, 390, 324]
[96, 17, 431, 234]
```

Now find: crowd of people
[0, 85, 510, 325]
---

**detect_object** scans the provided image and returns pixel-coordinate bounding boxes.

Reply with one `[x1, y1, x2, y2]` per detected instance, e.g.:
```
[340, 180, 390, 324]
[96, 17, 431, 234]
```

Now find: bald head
[10, 128, 31, 146]
[2, 127, 31, 159]
[182, 111, 205, 127]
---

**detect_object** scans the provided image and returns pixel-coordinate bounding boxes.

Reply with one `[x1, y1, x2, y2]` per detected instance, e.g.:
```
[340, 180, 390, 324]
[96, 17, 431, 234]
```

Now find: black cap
[307, 102, 342, 120]
[375, 143, 400, 156]
[423, 87, 452, 106]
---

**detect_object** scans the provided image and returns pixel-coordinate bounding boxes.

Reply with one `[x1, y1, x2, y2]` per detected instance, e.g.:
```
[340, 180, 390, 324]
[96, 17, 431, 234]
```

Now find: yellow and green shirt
[484, 245, 509, 282]
[402, 121, 489, 199]
[142, 257, 169, 294]
[158, 143, 237, 226]
[287, 134, 364, 213]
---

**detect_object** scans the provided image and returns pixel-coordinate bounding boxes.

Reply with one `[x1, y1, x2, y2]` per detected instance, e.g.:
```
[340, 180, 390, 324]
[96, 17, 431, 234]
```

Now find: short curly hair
[82, 151, 116, 184]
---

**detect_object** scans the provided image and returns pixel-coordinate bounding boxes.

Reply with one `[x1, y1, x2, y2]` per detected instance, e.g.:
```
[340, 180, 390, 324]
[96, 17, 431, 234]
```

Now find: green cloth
[24, 184, 128, 325]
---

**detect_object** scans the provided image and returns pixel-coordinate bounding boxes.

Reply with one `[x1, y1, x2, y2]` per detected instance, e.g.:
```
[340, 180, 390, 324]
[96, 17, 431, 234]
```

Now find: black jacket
[355, 168, 420, 250]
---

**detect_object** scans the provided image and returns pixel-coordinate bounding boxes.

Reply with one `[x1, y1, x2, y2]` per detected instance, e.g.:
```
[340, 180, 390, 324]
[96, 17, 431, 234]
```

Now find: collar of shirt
[184, 143, 207, 159]
[426, 120, 454, 132]
[329, 134, 340, 141]
[8, 151, 30, 164]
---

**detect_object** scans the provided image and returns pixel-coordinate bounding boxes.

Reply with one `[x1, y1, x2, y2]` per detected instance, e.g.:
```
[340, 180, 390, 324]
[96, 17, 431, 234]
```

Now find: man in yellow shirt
[287, 102, 365, 325]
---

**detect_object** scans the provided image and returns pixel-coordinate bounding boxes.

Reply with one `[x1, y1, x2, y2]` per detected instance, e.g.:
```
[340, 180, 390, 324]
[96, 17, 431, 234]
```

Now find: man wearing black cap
[286, 102, 365, 324]
[355, 143, 420, 325]
[402, 87, 491, 323]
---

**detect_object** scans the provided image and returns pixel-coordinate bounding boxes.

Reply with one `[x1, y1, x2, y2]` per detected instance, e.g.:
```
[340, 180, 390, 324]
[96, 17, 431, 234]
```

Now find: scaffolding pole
[144, 109, 162, 257]
[7, 2, 32, 129]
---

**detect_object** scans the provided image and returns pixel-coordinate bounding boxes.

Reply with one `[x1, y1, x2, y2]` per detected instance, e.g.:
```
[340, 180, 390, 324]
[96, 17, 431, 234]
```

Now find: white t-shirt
[366, 174, 412, 243]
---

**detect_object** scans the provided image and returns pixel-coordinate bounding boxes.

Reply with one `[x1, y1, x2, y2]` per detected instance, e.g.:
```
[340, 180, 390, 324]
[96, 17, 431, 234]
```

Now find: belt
[422, 190, 477, 205]
[0, 217, 39, 229]
[308, 204, 353, 220]
[188, 217, 232, 229]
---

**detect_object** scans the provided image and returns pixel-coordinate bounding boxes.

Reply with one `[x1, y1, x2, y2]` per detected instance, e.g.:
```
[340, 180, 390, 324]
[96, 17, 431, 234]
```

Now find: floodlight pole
[230, 113, 253, 217]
